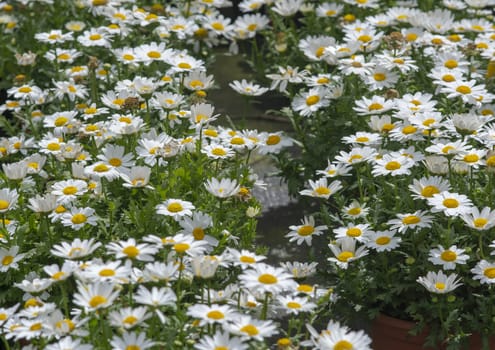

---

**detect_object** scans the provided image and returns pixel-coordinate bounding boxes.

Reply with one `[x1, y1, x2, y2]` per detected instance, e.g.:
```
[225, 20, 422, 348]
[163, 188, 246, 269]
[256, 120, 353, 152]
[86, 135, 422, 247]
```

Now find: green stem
[1, 335, 10, 350]
[261, 292, 270, 320]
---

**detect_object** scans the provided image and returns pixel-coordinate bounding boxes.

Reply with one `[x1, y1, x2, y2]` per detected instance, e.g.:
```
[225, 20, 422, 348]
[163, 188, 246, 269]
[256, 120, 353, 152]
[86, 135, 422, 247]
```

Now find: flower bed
[2, 0, 495, 349]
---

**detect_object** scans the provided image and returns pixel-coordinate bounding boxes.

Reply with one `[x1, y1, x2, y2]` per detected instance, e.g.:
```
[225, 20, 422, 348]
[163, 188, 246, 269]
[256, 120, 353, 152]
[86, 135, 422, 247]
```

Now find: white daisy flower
[156, 199, 195, 220]
[194, 331, 247, 350]
[50, 238, 102, 260]
[471, 260, 495, 284]
[387, 210, 434, 233]
[60, 207, 98, 230]
[428, 245, 469, 270]
[427, 191, 473, 217]
[73, 281, 120, 312]
[0, 188, 19, 213]
[328, 237, 369, 269]
[299, 178, 342, 199]
[110, 331, 155, 350]
[417, 270, 462, 293]
[462, 206, 495, 231]
[0, 246, 25, 272]
[286, 215, 327, 246]
[204, 178, 240, 198]
[366, 230, 401, 252]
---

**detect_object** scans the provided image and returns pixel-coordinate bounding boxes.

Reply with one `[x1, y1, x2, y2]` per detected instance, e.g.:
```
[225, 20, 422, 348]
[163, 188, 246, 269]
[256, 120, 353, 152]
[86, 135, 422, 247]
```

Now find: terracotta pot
[371, 313, 495, 350]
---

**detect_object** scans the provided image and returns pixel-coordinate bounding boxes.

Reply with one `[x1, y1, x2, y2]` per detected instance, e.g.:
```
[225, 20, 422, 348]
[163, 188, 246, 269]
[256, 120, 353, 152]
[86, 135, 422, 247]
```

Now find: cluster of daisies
[233, 0, 495, 345]
[0, 0, 375, 349]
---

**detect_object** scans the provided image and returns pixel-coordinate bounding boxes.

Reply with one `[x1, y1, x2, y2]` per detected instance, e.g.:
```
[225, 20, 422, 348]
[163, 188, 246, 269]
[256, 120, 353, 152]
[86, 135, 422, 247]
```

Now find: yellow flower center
[240, 255, 256, 263]
[474, 218, 488, 228]
[315, 46, 325, 58]
[442, 74, 456, 82]
[19, 86, 32, 93]
[463, 154, 479, 163]
[435, 282, 446, 290]
[30, 323, 42, 331]
[487, 156, 495, 167]
[298, 225, 315, 236]
[114, 99, 126, 106]
[431, 38, 444, 45]
[448, 34, 461, 42]
[306, 95, 320, 106]
[178, 62, 192, 69]
[6, 101, 20, 108]
[405, 33, 418, 41]
[206, 310, 225, 320]
[123, 315, 138, 325]
[382, 123, 395, 132]
[421, 185, 439, 198]
[317, 77, 330, 84]
[167, 202, 183, 213]
[346, 227, 362, 237]
[334, 340, 353, 350]
[266, 135, 281, 145]
[402, 125, 417, 134]
[376, 236, 391, 245]
[89, 34, 102, 41]
[212, 148, 227, 156]
[52, 271, 65, 280]
[94, 164, 109, 172]
[443, 198, 459, 208]
[126, 346, 141, 350]
[63, 186, 78, 195]
[402, 215, 420, 225]
[89, 295, 107, 308]
[24, 298, 43, 308]
[54, 116, 68, 127]
[231, 137, 245, 145]
[484, 267, 495, 279]
[99, 269, 115, 277]
[0, 200, 10, 210]
[123, 246, 139, 258]
[297, 284, 313, 293]
[337, 251, 354, 262]
[240, 324, 259, 336]
[373, 73, 386, 81]
[441, 250, 457, 262]
[55, 205, 66, 214]
[277, 338, 291, 346]
[367, 103, 383, 111]
[347, 207, 361, 216]
[349, 154, 363, 163]
[211, 22, 224, 31]
[173, 243, 190, 253]
[456, 85, 472, 94]
[108, 158, 122, 167]
[393, 58, 404, 64]
[444, 59, 458, 69]
[71, 213, 87, 224]
[192, 227, 205, 240]
[0, 313, 7, 321]
[356, 136, 369, 142]
[57, 53, 71, 61]
[287, 302, 301, 309]
[258, 273, 278, 284]
[385, 161, 401, 171]
[247, 24, 257, 31]
[358, 34, 372, 42]
[2, 255, 13, 266]
[147, 51, 161, 59]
